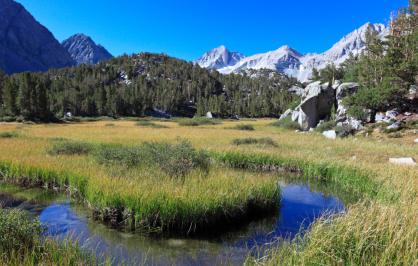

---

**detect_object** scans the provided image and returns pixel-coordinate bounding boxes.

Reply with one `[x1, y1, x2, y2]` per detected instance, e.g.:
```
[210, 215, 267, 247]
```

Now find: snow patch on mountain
[194, 45, 245, 69]
[196, 23, 389, 82]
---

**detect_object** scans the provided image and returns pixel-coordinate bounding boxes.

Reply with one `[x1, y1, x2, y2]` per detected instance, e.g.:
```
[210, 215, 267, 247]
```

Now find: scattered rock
[206, 112, 213, 119]
[389, 157, 417, 166]
[288, 85, 304, 96]
[323, 130, 337, 140]
[386, 121, 401, 130]
[385, 109, 399, 120]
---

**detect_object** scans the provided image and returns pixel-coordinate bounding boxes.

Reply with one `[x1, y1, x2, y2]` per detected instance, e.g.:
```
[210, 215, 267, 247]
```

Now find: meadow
[0, 118, 417, 265]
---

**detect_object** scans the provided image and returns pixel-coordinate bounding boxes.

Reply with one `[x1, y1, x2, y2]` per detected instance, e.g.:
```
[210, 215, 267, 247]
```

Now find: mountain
[0, 0, 75, 74]
[197, 23, 389, 82]
[194, 45, 245, 69]
[62, 34, 113, 65]
[219, 45, 302, 78]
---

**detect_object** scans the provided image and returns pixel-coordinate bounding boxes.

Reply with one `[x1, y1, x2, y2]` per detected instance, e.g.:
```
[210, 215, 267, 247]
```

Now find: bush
[0, 209, 43, 254]
[94, 145, 142, 167]
[48, 141, 94, 156]
[232, 137, 277, 147]
[335, 124, 356, 138]
[177, 118, 222, 127]
[0, 116, 17, 122]
[272, 117, 301, 130]
[136, 120, 169, 128]
[142, 140, 210, 177]
[94, 140, 211, 177]
[315, 120, 336, 133]
[232, 124, 255, 131]
[0, 131, 19, 138]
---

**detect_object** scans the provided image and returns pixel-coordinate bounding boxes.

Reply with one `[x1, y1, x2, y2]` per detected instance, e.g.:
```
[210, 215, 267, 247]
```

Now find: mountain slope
[62, 34, 113, 65]
[194, 45, 245, 69]
[197, 23, 388, 82]
[0, 0, 75, 74]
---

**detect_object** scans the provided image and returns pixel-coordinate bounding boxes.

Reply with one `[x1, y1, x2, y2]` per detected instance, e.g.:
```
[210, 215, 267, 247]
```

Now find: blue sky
[18, 0, 408, 60]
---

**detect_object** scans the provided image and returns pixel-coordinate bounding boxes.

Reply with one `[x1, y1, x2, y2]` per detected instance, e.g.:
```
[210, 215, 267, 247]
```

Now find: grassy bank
[0, 119, 417, 265]
[0, 208, 96, 265]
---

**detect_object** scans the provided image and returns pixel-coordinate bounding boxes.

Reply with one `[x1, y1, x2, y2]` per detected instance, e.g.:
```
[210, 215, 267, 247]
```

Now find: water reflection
[1, 182, 346, 266]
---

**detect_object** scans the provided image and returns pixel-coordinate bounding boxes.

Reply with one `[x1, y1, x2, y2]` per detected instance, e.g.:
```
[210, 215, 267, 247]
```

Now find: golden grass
[0, 119, 417, 264]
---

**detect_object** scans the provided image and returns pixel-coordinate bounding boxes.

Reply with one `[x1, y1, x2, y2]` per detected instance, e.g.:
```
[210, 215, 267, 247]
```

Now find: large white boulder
[335, 82, 359, 122]
[323, 130, 337, 140]
[389, 157, 417, 166]
[297, 82, 335, 130]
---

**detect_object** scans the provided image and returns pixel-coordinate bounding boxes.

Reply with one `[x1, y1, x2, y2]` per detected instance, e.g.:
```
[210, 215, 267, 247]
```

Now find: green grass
[48, 140, 94, 156]
[136, 120, 169, 128]
[232, 137, 277, 147]
[94, 140, 211, 177]
[232, 124, 255, 131]
[0, 131, 19, 138]
[314, 120, 336, 133]
[211, 150, 395, 201]
[271, 117, 301, 130]
[177, 118, 222, 126]
[0, 208, 96, 265]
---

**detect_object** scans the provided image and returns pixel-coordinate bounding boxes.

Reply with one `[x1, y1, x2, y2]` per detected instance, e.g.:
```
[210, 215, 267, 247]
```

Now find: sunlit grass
[0, 118, 417, 264]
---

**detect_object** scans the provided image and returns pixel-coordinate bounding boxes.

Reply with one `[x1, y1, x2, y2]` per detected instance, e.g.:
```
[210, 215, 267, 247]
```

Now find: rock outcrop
[0, 0, 75, 74]
[281, 81, 335, 130]
[280, 81, 367, 131]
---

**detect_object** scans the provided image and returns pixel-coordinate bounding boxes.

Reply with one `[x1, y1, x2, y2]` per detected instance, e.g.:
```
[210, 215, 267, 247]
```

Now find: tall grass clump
[0, 209, 96, 265]
[143, 140, 211, 177]
[48, 140, 94, 156]
[0, 131, 19, 138]
[94, 145, 142, 167]
[232, 124, 255, 131]
[136, 120, 169, 128]
[0, 208, 42, 254]
[272, 117, 301, 130]
[232, 137, 277, 147]
[177, 118, 222, 126]
[95, 140, 211, 177]
[250, 202, 417, 266]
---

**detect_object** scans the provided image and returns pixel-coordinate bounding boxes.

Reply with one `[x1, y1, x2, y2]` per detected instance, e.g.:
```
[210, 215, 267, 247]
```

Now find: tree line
[0, 53, 299, 121]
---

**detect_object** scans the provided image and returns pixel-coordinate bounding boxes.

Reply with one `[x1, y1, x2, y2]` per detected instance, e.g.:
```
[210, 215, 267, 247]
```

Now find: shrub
[388, 132, 402, 138]
[142, 140, 211, 177]
[94, 140, 211, 177]
[0, 131, 19, 138]
[48, 141, 94, 156]
[272, 117, 301, 130]
[315, 120, 336, 133]
[0, 209, 43, 254]
[177, 118, 222, 127]
[232, 137, 277, 147]
[233, 124, 255, 131]
[136, 120, 169, 128]
[335, 124, 356, 138]
[94, 145, 142, 167]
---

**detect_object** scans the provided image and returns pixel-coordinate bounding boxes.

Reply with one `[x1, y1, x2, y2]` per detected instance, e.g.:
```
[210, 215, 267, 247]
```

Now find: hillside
[0, 53, 299, 121]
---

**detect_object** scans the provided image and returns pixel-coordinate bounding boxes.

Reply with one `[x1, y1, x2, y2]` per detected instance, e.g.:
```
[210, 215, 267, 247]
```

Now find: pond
[0, 180, 346, 265]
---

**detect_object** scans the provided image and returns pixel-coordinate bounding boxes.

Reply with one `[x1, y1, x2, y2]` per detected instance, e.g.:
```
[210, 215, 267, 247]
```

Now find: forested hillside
[0, 53, 298, 121]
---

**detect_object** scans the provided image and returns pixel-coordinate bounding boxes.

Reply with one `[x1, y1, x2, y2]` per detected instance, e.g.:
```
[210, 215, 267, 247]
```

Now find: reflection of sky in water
[37, 184, 345, 266]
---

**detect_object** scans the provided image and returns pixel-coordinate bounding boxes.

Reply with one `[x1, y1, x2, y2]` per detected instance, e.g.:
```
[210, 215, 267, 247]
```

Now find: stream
[0, 181, 346, 265]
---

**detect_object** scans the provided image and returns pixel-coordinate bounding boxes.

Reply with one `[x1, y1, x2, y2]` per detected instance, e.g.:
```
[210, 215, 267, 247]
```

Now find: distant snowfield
[195, 23, 389, 82]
